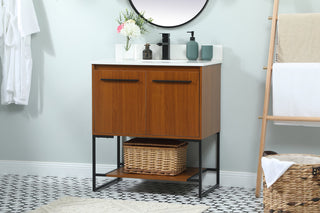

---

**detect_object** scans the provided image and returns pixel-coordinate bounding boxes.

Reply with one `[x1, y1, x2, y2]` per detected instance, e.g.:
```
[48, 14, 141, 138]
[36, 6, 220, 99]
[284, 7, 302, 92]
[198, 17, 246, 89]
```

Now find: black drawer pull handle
[152, 80, 192, 84]
[101, 79, 139, 82]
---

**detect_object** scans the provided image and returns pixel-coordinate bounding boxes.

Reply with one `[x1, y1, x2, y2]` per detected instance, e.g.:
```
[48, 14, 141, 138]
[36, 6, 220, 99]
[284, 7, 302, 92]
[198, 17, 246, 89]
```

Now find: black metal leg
[117, 136, 123, 181]
[92, 135, 96, 191]
[191, 132, 220, 198]
[199, 140, 202, 198]
[216, 132, 220, 185]
[92, 135, 122, 192]
[117, 136, 121, 168]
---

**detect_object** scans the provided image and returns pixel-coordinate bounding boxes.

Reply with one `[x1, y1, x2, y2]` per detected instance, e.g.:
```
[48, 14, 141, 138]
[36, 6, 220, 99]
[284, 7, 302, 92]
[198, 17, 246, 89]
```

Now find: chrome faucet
[157, 33, 170, 60]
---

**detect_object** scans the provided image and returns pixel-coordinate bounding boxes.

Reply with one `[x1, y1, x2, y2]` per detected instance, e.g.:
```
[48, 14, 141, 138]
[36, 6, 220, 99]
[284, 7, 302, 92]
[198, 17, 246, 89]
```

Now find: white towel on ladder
[272, 63, 320, 127]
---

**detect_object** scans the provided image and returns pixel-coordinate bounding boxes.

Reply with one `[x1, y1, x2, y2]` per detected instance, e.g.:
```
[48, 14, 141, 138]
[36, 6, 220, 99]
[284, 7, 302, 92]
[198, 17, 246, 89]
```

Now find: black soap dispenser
[186, 31, 199, 60]
[143, 43, 152, 60]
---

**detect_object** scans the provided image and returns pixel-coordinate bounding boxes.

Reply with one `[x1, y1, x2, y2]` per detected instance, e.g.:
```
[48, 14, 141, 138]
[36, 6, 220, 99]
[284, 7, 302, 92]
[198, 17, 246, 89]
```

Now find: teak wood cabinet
[91, 62, 221, 197]
[92, 64, 221, 140]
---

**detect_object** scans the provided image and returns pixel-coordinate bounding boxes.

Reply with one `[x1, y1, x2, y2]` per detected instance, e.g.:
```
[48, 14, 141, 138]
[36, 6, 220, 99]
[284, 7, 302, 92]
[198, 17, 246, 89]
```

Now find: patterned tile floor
[0, 174, 264, 213]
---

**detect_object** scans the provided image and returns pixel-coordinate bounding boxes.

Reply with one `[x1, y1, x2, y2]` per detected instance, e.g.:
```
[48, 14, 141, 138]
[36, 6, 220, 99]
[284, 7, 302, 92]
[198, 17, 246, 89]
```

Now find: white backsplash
[115, 44, 223, 62]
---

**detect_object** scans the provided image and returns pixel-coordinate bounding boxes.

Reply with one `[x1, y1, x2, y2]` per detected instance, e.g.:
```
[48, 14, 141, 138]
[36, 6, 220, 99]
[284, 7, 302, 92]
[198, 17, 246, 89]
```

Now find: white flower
[125, 19, 135, 24]
[120, 22, 141, 38]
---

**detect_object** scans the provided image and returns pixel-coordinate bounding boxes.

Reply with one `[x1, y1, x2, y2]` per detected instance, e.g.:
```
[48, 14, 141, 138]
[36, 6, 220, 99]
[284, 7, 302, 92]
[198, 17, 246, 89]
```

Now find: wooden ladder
[255, 0, 320, 197]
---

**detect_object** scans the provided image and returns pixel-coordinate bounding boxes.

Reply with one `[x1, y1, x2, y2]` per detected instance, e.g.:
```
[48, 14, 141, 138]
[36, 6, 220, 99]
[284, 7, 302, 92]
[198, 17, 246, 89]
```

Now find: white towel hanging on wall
[0, 0, 40, 105]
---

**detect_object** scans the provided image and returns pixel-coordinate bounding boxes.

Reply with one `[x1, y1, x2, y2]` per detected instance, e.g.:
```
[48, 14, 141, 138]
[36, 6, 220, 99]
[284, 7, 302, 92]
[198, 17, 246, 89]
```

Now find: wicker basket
[123, 138, 187, 176]
[263, 154, 320, 213]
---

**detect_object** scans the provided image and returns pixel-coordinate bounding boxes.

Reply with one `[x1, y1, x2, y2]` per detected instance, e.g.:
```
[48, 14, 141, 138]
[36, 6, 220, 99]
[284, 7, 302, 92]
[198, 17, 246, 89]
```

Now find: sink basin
[139, 59, 190, 63]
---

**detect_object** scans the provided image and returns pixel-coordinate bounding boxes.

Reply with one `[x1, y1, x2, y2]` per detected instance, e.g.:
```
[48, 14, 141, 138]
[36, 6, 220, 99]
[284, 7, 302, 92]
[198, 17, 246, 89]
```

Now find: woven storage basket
[263, 154, 320, 213]
[123, 138, 187, 176]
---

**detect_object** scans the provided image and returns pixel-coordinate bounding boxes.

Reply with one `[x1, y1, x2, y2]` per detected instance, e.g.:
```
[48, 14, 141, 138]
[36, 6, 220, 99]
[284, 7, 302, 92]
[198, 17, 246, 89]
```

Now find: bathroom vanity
[91, 59, 221, 198]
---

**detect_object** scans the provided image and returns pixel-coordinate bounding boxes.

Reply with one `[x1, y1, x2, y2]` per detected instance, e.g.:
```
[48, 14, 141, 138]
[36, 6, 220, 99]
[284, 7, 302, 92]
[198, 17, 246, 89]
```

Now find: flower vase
[122, 45, 135, 60]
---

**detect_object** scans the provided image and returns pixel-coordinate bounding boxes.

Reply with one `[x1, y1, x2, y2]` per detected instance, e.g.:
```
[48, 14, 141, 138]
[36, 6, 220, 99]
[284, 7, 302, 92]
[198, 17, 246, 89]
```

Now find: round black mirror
[129, 0, 208, 28]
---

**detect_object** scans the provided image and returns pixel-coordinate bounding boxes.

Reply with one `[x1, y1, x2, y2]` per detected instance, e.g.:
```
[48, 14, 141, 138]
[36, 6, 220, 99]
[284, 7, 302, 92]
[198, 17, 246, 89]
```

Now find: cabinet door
[92, 69, 146, 135]
[147, 71, 200, 137]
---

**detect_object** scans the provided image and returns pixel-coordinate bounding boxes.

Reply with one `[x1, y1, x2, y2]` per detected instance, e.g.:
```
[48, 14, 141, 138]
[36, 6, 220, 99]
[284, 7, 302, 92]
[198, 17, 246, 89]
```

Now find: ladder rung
[268, 16, 278, 20]
[259, 116, 320, 122]
[263, 66, 273, 70]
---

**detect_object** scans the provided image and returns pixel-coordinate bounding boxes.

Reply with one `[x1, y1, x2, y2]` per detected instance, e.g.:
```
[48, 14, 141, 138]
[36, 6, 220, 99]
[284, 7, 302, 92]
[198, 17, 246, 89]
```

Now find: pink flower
[117, 23, 124, 33]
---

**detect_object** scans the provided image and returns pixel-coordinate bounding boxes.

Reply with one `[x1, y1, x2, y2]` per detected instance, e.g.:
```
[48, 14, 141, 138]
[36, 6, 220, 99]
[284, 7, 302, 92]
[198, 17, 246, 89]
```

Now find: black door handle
[152, 80, 192, 83]
[101, 79, 139, 82]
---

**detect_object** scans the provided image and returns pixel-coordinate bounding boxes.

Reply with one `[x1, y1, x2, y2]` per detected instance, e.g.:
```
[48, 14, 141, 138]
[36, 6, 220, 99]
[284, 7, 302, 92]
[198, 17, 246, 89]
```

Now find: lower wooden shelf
[106, 167, 200, 182]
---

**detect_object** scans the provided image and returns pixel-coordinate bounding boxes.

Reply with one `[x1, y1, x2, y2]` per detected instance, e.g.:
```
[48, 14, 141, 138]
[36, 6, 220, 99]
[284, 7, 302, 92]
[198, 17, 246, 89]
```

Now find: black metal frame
[128, 0, 209, 28]
[92, 133, 220, 198]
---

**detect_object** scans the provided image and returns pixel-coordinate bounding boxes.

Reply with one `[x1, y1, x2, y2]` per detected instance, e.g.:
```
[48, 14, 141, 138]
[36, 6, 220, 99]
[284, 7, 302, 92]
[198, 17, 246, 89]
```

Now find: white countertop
[91, 58, 222, 67]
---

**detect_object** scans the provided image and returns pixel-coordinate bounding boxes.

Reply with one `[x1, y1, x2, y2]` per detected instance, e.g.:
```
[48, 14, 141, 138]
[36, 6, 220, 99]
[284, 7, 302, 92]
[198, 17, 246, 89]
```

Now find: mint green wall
[1, 0, 320, 173]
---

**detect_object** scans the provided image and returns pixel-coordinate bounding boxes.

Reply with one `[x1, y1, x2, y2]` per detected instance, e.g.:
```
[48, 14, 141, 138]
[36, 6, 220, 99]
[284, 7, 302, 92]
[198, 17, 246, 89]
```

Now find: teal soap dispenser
[186, 31, 199, 60]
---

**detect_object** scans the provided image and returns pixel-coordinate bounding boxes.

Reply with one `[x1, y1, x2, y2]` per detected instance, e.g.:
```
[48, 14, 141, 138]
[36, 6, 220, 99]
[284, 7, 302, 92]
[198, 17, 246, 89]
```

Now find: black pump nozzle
[187, 31, 195, 41]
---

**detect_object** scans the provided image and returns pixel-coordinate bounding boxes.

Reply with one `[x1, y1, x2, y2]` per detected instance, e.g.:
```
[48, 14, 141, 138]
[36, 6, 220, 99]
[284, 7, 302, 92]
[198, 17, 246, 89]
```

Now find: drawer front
[92, 69, 146, 135]
[147, 71, 200, 137]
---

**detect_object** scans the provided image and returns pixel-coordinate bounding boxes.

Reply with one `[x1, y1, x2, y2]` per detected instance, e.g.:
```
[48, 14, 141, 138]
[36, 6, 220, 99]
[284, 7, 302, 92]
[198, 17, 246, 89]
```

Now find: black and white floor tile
[0, 174, 263, 213]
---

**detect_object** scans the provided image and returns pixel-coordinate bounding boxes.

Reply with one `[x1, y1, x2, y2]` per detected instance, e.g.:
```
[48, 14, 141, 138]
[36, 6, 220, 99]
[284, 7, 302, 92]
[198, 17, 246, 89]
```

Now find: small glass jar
[143, 43, 152, 60]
